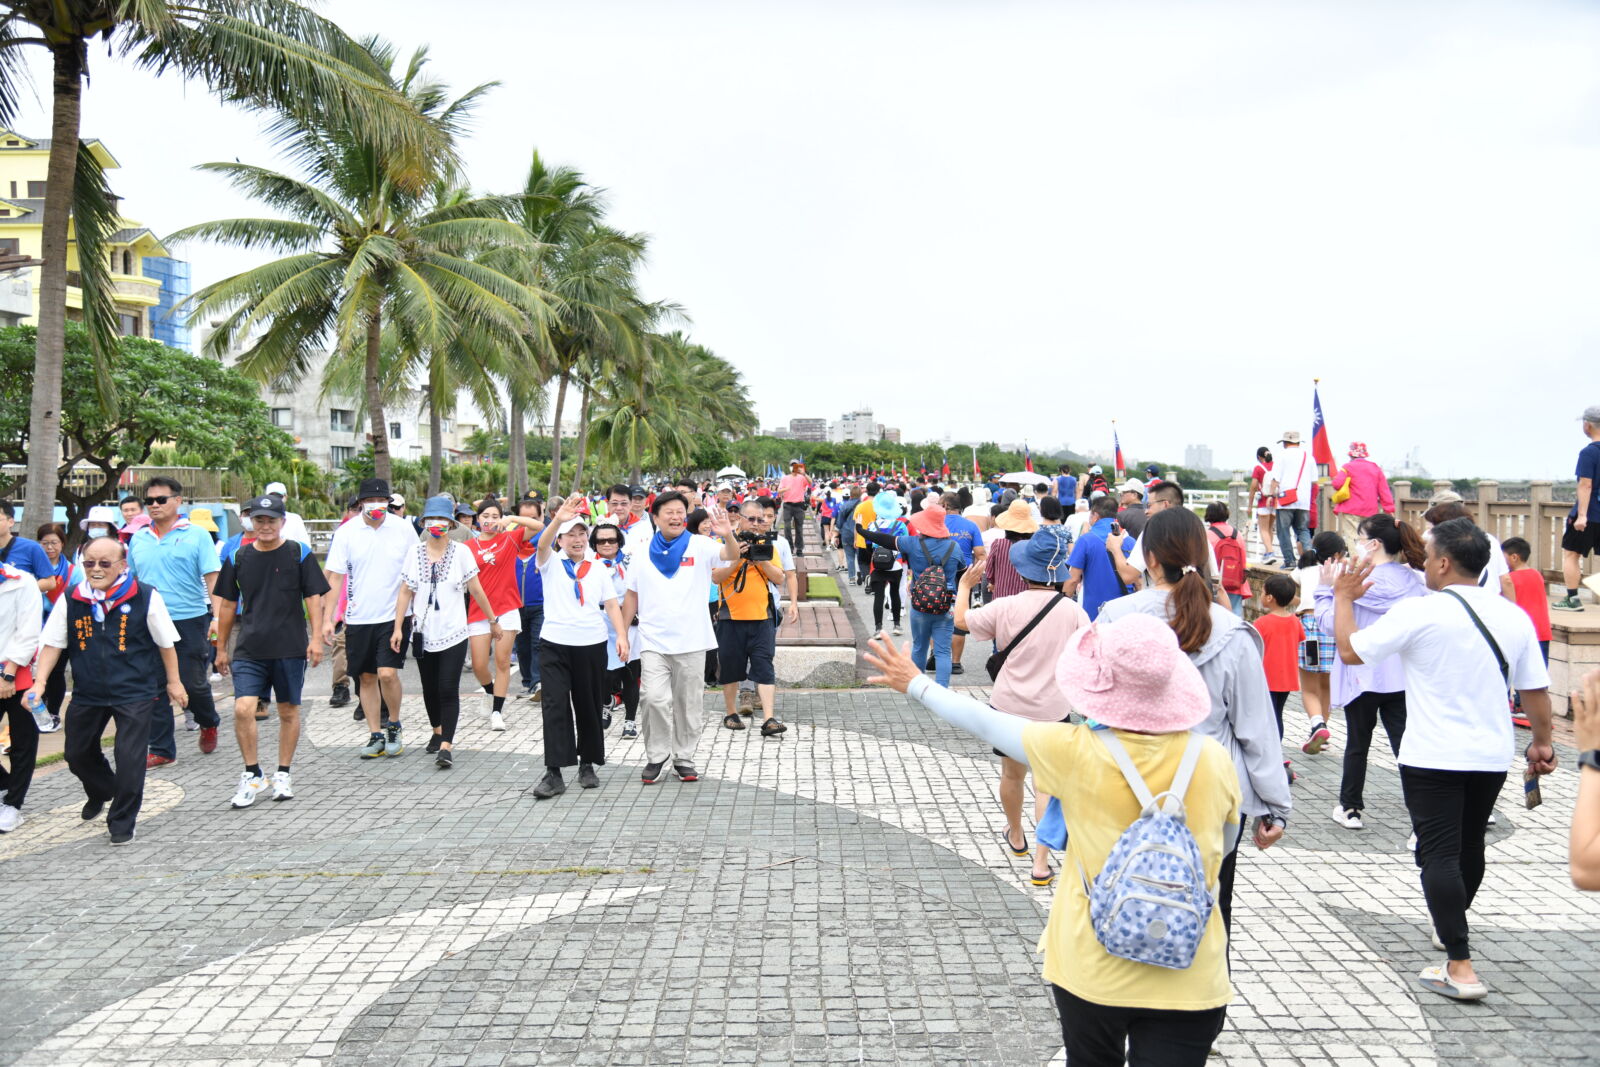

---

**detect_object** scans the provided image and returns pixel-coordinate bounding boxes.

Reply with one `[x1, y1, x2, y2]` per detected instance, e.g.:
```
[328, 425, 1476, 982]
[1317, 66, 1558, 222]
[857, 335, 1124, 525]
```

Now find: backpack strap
[1442, 589, 1510, 686]
[1098, 729, 1204, 815]
[1095, 730, 1157, 809]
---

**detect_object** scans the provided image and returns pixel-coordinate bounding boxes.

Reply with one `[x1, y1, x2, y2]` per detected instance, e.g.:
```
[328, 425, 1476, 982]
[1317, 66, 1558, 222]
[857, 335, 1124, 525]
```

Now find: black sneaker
[435, 749, 453, 770]
[426, 734, 441, 754]
[641, 761, 666, 785]
[81, 798, 106, 821]
[601, 706, 614, 731]
[110, 829, 137, 845]
[329, 684, 351, 708]
[673, 762, 699, 782]
[951, 663, 965, 676]
[352, 705, 364, 722]
[578, 763, 599, 789]
[925, 657, 936, 671]
[532, 770, 566, 799]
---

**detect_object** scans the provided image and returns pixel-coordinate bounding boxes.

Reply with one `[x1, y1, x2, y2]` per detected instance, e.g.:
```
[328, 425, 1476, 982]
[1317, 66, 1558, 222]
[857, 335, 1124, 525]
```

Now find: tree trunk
[508, 392, 526, 500]
[568, 381, 592, 497]
[364, 310, 391, 482]
[545, 370, 568, 499]
[23, 43, 85, 523]
[427, 389, 443, 496]
[631, 461, 643, 485]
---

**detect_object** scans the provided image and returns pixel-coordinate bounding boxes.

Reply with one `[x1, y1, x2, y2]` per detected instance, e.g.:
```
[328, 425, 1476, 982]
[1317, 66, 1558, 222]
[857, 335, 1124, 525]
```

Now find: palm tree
[2, 0, 442, 515]
[174, 43, 544, 482]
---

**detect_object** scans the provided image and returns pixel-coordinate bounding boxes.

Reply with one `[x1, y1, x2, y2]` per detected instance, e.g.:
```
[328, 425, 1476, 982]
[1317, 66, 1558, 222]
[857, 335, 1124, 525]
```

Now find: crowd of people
[2, 420, 1600, 1065]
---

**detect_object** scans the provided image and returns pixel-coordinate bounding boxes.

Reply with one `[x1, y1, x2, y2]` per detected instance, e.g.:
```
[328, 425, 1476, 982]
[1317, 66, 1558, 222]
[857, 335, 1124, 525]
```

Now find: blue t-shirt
[516, 547, 544, 606]
[127, 521, 222, 621]
[897, 534, 963, 591]
[218, 532, 246, 565]
[1575, 441, 1600, 522]
[1067, 517, 1133, 620]
[0, 535, 52, 581]
[942, 514, 983, 567]
[1055, 474, 1078, 507]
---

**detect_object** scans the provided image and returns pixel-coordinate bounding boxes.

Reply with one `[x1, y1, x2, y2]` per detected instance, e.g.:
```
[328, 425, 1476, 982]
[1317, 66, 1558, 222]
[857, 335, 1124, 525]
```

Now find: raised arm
[864, 633, 1027, 761]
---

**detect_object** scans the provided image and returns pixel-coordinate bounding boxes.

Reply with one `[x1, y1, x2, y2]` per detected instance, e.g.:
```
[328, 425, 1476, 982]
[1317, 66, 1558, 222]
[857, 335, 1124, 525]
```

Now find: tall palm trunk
[507, 392, 526, 500]
[427, 389, 443, 496]
[545, 369, 568, 499]
[23, 43, 85, 520]
[568, 381, 592, 496]
[364, 310, 391, 482]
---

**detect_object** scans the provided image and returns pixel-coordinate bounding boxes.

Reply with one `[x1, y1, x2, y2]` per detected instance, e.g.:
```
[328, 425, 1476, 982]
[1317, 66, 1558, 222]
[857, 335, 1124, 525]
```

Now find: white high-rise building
[1185, 444, 1214, 471]
[829, 407, 885, 444]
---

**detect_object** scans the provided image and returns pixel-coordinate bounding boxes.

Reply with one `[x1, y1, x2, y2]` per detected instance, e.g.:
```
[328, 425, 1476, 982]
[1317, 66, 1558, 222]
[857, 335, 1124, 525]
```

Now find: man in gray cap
[1556, 406, 1600, 611]
[1270, 429, 1314, 567]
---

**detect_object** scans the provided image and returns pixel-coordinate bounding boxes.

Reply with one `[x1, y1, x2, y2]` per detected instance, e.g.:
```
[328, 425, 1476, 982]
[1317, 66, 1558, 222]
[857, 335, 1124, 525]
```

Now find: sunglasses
[142, 495, 171, 506]
[594, 537, 620, 545]
[80, 559, 119, 570]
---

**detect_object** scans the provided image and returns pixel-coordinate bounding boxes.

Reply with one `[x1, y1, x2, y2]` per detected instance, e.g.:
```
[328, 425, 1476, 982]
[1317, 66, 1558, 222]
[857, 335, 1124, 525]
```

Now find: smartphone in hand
[1524, 769, 1543, 809]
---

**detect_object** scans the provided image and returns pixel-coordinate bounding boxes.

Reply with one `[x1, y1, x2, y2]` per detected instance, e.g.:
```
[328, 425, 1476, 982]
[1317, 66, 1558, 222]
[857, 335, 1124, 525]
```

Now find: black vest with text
[64, 583, 162, 705]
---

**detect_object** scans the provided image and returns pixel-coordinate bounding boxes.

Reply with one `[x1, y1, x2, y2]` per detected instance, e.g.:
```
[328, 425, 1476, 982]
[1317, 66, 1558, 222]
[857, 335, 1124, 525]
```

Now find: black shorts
[1562, 516, 1600, 557]
[717, 618, 776, 685]
[345, 618, 411, 677]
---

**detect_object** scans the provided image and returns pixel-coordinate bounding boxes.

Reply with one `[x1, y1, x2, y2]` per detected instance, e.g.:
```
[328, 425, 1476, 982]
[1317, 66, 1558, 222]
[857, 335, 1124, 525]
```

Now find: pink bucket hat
[906, 501, 950, 538]
[1055, 614, 1211, 732]
[1347, 441, 1368, 460]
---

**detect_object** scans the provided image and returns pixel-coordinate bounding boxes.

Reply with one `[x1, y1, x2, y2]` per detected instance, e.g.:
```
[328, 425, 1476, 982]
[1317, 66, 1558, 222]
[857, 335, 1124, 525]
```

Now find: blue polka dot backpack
[1076, 730, 1215, 970]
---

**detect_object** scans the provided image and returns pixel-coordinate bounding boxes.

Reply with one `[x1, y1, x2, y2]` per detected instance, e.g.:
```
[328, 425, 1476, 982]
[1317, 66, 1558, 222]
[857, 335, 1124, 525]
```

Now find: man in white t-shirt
[1332, 517, 1556, 1003]
[1107, 482, 1228, 607]
[1270, 430, 1315, 567]
[621, 491, 738, 784]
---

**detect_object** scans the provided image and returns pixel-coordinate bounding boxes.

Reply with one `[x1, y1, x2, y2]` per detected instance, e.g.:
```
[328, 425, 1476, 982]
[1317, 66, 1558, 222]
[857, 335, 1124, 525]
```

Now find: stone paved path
[3, 674, 1597, 1065]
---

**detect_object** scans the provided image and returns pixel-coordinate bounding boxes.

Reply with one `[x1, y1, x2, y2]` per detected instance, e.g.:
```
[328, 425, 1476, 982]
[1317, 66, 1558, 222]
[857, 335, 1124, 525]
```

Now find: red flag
[1023, 443, 1034, 473]
[941, 456, 949, 480]
[972, 452, 980, 479]
[1312, 384, 1337, 473]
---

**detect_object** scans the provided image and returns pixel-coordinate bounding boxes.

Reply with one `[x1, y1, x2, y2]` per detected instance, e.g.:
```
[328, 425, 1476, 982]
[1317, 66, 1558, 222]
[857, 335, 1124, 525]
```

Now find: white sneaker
[230, 772, 267, 809]
[270, 770, 294, 802]
[891, 625, 903, 636]
[490, 710, 506, 732]
[1330, 804, 1363, 829]
[0, 803, 22, 833]
[1407, 832, 1418, 851]
[1486, 811, 1497, 826]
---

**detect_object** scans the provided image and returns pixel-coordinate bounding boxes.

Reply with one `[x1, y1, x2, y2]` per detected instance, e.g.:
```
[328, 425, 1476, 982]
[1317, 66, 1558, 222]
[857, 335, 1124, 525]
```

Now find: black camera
[736, 530, 775, 562]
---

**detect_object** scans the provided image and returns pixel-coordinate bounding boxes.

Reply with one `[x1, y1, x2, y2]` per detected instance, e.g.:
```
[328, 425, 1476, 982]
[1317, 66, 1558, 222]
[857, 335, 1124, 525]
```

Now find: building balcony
[63, 270, 162, 309]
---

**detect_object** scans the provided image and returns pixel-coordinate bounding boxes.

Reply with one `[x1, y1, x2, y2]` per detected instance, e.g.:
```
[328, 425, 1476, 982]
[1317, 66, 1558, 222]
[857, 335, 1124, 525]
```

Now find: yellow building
[0, 128, 172, 338]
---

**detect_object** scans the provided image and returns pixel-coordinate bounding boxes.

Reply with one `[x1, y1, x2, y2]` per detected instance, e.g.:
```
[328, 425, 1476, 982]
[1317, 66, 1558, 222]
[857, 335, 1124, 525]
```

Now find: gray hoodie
[1096, 588, 1292, 821]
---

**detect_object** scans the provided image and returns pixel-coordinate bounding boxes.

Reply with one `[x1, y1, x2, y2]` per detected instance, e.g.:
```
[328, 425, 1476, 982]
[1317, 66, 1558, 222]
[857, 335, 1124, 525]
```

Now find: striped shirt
[985, 537, 1029, 600]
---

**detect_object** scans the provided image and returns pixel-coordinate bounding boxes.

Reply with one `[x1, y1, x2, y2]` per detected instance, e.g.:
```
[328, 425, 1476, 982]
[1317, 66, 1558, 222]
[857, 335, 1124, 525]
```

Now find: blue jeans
[910, 609, 955, 687]
[516, 604, 544, 689]
[1276, 507, 1311, 566]
[841, 526, 858, 581]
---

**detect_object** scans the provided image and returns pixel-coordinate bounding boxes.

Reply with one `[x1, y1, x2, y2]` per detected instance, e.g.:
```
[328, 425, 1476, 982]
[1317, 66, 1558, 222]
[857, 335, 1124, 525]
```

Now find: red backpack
[1209, 524, 1248, 594]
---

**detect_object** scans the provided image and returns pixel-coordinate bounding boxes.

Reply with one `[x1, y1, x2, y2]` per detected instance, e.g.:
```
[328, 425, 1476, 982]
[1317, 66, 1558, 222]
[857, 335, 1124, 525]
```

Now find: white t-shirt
[597, 559, 641, 668]
[981, 526, 1006, 549]
[1269, 447, 1315, 512]
[280, 510, 312, 548]
[624, 533, 722, 655]
[401, 543, 478, 652]
[1128, 531, 1223, 582]
[1349, 583, 1549, 772]
[538, 550, 615, 646]
[43, 587, 180, 648]
[324, 514, 417, 625]
[1476, 531, 1510, 592]
[770, 535, 796, 608]
[1064, 512, 1092, 539]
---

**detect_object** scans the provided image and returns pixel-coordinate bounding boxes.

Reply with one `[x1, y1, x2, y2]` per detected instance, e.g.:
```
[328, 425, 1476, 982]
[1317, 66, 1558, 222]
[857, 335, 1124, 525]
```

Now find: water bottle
[23, 690, 51, 731]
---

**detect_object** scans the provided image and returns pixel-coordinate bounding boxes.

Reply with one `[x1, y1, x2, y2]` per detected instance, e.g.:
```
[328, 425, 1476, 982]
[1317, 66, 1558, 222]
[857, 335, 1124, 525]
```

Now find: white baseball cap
[264, 481, 288, 497]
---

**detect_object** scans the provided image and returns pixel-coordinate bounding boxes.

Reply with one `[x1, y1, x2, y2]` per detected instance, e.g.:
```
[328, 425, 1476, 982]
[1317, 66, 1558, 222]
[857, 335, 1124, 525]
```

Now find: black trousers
[515, 604, 544, 689]
[417, 639, 469, 744]
[1052, 986, 1225, 1067]
[0, 694, 39, 809]
[610, 659, 642, 721]
[65, 698, 155, 838]
[1340, 690, 1406, 812]
[42, 654, 67, 717]
[1400, 765, 1505, 961]
[1215, 819, 1247, 940]
[870, 569, 902, 630]
[855, 546, 873, 582]
[539, 639, 608, 770]
[781, 501, 807, 555]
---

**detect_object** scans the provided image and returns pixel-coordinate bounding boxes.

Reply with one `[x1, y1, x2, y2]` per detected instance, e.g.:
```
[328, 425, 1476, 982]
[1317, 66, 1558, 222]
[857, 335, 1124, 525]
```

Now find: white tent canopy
[995, 471, 1043, 484]
[716, 465, 747, 479]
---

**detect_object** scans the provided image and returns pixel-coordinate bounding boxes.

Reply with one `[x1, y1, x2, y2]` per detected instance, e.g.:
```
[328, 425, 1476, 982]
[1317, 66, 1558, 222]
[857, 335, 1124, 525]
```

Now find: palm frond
[70, 140, 123, 413]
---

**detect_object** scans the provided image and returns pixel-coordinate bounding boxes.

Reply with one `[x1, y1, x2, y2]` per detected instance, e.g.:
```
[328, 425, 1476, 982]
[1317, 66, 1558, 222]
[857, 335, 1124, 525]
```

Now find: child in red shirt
[1254, 574, 1303, 784]
[1502, 537, 1552, 728]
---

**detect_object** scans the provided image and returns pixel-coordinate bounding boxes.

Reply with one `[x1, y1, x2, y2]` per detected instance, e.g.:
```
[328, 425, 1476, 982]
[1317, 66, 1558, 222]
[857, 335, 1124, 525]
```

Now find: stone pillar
[1431, 479, 1454, 502]
[1393, 479, 1413, 500]
[1530, 481, 1553, 575]
[1476, 480, 1500, 503]
[1228, 480, 1247, 525]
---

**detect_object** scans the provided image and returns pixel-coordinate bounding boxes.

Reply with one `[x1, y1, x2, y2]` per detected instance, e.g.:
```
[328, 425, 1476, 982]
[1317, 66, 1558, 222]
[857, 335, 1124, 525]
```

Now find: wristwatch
[1580, 750, 1600, 773]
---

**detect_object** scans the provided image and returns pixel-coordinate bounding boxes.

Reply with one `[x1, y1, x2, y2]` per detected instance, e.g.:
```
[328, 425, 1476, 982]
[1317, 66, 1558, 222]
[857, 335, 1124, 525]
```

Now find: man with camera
[715, 500, 789, 736]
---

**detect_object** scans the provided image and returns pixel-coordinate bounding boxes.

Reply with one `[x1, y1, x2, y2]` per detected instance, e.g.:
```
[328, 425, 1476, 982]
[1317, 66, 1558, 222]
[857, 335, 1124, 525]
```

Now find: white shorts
[1254, 505, 1277, 517]
[467, 609, 521, 637]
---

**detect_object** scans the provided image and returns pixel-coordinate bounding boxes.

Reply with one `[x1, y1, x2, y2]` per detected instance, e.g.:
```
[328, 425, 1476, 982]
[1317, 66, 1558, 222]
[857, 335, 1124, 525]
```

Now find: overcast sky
[13, 0, 1600, 478]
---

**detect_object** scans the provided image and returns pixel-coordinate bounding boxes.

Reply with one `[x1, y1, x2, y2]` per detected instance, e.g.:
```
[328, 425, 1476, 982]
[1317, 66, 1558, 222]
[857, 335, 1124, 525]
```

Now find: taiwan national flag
[919, 456, 928, 478]
[972, 452, 980, 479]
[1023, 444, 1034, 473]
[1312, 385, 1337, 473]
[941, 456, 949, 480]
[1114, 429, 1125, 480]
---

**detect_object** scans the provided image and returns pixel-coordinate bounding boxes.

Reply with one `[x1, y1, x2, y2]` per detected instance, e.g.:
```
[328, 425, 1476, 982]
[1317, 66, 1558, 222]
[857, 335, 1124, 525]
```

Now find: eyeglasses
[80, 559, 118, 570]
[744, 515, 770, 524]
[142, 495, 171, 506]
[594, 537, 620, 545]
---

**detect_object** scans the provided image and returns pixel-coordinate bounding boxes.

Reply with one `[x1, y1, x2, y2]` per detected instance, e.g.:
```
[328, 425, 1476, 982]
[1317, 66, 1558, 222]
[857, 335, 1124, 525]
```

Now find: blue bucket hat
[873, 491, 903, 521]
[422, 495, 457, 522]
[1012, 525, 1073, 584]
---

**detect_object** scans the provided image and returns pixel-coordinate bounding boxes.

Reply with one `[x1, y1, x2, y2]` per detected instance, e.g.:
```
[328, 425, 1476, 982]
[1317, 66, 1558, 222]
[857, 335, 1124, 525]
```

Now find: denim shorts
[231, 657, 308, 705]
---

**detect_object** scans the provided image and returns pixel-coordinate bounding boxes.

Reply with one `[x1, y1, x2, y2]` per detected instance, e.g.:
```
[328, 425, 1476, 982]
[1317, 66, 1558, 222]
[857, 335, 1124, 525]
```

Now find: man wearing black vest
[28, 538, 186, 845]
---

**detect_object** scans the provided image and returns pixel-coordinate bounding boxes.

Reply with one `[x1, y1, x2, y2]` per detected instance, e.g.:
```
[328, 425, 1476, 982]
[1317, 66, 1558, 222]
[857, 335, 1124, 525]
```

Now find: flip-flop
[1000, 830, 1029, 859]
[1030, 867, 1055, 888]
[1417, 963, 1488, 1001]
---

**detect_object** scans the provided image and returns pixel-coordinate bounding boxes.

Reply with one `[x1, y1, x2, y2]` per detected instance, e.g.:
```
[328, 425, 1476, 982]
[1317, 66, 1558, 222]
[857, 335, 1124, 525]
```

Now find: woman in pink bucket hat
[865, 614, 1242, 1065]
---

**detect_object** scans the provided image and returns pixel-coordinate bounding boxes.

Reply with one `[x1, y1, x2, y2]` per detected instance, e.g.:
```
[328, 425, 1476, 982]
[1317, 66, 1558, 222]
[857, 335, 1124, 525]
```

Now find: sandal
[1030, 864, 1055, 888]
[760, 718, 787, 737]
[1000, 830, 1029, 859]
[1416, 962, 1488, 1001]
[723, 714, 746, 731]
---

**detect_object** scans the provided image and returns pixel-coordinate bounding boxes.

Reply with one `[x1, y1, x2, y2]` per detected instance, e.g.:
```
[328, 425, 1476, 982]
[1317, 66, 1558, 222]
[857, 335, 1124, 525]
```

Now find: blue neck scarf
[648, 528, 690, 578]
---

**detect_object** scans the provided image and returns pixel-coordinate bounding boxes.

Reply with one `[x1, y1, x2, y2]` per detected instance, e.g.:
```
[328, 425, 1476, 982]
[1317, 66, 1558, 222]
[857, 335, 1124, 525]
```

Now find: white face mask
[87, 526, 110, 539]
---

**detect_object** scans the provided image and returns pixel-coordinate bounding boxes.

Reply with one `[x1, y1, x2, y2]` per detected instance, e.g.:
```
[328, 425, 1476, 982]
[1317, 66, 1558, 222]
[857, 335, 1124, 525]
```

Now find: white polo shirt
[625, 533, 722, 655]
[324, 513, 417, 625]
[1349, 583, 1549, 773]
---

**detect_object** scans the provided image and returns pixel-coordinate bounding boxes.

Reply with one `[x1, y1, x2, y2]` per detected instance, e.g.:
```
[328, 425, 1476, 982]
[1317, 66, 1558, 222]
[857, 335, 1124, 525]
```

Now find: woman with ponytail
[1312, 513, 1427, 830]
[1097, 507, 1291, 935]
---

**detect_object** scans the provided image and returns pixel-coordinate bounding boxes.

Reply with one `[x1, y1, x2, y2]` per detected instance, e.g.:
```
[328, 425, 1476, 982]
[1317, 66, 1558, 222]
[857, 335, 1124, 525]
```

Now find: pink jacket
[1331, 458, 1394, 516]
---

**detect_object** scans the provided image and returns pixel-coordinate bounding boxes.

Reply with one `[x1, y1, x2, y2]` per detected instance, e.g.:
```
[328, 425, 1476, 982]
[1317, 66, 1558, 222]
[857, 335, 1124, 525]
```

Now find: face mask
[87, 526, 110, 539]
[425, 521, 450, 539]
[363, 503, 386, 521]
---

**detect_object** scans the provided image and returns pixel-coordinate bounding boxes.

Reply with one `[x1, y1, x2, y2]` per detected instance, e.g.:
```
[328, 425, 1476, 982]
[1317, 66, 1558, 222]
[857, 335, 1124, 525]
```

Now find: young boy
[1255, 573, 1303, 784]
[1501, 537, 1551, 729]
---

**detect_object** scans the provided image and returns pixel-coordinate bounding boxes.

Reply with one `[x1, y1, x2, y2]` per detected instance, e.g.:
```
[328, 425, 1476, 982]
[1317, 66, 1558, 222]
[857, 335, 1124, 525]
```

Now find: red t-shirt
[1509, 568, 1553, 641]
[467, 530, 526, 621]
[1254, 612, 1302, 692]
[1251, 463, 1273, 508]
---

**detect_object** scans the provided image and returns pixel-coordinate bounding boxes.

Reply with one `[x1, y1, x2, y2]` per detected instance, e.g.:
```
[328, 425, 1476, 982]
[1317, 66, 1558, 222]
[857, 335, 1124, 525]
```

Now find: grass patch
[806, 574, 842, 600]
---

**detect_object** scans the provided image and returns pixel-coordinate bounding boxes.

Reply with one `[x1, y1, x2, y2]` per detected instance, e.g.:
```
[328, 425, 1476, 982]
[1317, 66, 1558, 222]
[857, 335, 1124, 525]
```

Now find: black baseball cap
[356, 477, 390, 501]
[629, 485, 648, 498]
[243, 495, 286, 518]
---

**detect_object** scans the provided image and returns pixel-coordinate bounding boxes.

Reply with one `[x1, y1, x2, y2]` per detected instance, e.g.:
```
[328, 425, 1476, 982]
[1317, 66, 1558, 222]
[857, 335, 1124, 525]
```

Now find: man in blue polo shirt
[0, 500, 55, 586]
[513, 496, 546, 699]
[1063, 494, 1134, 619]
[128, 476, 222, 765]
